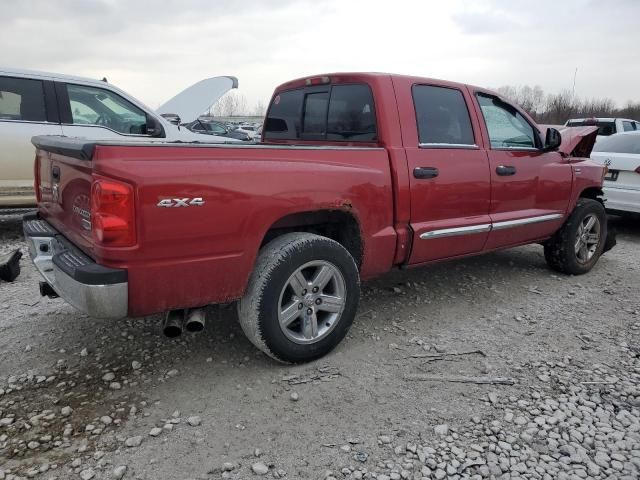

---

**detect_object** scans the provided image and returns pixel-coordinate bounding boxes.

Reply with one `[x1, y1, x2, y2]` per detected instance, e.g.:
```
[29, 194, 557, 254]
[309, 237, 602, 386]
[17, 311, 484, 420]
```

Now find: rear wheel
[238, 233, 359, 363]
[544, 198, 607, 275]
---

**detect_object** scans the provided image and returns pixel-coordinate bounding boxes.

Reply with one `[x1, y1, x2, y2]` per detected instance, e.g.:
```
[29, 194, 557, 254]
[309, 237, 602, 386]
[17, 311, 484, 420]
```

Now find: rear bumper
[23, 214, 128, 319]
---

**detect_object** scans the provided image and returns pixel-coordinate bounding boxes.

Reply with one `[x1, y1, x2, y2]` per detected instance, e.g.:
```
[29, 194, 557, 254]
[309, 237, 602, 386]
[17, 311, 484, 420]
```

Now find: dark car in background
[183, 119, 253, 141]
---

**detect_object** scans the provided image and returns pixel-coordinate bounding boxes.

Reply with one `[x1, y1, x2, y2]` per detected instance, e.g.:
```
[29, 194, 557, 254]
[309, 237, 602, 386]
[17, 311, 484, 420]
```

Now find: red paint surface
[36, 73, 605, 317]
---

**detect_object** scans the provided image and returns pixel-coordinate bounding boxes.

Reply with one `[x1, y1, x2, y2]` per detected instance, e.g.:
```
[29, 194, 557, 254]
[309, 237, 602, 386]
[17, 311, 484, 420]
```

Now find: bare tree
[619, 101, 640, 120]
[497, 85, 545, 115]
[252, 100, 267, 117]
[212, 91, 249, 117]
[495, 85, 638, 125]
[541, 90, 577, 124]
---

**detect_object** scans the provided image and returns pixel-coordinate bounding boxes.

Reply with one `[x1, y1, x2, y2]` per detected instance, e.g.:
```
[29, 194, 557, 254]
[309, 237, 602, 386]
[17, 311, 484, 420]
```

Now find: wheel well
[261, 210, 363, 268]
[579, 187, 604, 201]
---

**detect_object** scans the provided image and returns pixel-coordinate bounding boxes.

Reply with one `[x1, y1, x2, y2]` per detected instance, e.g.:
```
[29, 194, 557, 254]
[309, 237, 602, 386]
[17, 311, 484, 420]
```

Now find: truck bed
[32, 135, 398, 316]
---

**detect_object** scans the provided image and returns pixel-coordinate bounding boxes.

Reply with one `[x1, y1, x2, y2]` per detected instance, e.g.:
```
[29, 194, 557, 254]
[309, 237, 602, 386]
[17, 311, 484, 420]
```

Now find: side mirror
[543, 127, 562, 152]
[146, 115, 166, 137]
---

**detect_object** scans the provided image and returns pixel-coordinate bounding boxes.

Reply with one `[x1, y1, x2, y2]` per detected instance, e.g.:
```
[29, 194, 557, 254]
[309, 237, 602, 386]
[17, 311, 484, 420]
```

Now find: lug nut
[306, 308, 313, 315]
[298, 303, 303, 309]
[302, 289, 307, 295]
[312, 286, 319, 293]
[315, 298, 322, 305]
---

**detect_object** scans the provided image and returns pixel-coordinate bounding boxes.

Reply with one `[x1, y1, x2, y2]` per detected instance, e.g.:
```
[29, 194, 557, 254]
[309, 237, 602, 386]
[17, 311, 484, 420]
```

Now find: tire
[238, 233, 360, 363]
[544, 198, 607, 275]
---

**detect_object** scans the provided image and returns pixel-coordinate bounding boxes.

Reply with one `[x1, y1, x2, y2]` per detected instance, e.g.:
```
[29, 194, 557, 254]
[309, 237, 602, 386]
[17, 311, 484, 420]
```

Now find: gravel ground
[0, 213, 638, 480]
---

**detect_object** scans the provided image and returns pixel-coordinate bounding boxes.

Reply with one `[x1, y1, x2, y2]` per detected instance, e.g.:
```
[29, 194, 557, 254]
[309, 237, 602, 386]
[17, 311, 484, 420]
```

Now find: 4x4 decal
[157, 197, 205, 208]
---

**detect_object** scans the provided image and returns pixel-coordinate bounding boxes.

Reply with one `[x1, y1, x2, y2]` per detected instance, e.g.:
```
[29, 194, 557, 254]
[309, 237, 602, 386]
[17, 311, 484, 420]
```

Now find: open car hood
[540, 125, 599, 158]
[157, 76, 238, 123]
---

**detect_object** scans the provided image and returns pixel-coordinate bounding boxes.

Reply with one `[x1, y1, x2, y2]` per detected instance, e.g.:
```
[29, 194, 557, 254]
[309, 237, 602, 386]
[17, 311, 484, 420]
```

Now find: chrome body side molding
[420, 223, 491, 239]
[491, 213, 564, 231]
[420, 213, 564, 240]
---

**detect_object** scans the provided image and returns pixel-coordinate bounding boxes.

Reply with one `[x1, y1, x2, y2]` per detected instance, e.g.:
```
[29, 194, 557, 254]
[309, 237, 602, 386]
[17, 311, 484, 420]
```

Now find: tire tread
[544, 198, 606, 275]
[238, 233, 359, 363]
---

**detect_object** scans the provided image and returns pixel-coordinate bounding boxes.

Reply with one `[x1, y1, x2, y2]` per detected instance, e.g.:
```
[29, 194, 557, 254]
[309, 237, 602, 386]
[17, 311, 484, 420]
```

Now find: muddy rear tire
[544, 198, 607, 275]
[238, 233, 360, 363]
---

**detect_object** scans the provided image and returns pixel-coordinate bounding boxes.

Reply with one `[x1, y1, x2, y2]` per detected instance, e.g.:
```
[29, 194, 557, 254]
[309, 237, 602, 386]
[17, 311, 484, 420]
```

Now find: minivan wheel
[238, 233, 360, 363]
[544, 198, 607, 275]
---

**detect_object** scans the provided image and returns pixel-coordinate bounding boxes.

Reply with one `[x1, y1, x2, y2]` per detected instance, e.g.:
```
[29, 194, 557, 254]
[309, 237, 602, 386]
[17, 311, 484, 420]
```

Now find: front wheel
[544, 198, 607, 275]
[238, 233, 360, 363]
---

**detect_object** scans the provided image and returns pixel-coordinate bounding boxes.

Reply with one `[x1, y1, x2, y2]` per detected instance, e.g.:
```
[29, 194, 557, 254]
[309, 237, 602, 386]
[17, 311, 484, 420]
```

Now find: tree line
[495, 85, 640, 125]
[208, 85, 640, 124]
[210, 91, 266, 117]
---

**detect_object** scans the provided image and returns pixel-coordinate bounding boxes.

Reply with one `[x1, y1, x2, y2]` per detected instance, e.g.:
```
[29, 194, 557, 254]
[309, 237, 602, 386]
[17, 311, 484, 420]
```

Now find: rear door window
[0, 77, 47, 122]
[413, 85, 475, 146]
[622, 121, 636, 132]
[265, 83, 377, 142]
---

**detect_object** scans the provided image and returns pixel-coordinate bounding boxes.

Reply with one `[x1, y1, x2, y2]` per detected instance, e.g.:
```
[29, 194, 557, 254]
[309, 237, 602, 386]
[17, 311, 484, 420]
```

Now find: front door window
[476, 94, 537, 150]
[66, 84, 148, 135]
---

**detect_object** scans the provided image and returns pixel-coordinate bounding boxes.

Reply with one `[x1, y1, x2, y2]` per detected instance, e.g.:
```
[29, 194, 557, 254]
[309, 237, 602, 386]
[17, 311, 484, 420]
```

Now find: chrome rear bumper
[23, 214, 128, 319]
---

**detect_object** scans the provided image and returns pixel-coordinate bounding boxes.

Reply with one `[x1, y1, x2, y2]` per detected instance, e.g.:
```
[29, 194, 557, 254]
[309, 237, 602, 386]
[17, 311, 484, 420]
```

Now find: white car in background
[233, 124, 260, 140]
[590, 131, 640, 214]
[565, 117, 640, 138]
[0, 68, 239, 206]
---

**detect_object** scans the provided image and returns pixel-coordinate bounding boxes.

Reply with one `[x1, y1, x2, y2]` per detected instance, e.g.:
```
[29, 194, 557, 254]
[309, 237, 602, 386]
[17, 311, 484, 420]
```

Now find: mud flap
[0, 249, 22, 282]
[603, 220, 617, 254]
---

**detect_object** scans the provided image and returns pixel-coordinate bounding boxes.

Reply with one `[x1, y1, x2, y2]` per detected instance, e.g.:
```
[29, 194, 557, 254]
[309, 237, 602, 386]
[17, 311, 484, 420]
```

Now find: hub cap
[277, 260, 346, 344]
[574, 213, 601, 264]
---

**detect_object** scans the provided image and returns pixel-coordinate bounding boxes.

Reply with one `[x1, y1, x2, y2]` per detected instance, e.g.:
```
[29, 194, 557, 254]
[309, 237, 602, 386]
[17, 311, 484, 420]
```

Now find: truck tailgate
[34, 136, 96, 257]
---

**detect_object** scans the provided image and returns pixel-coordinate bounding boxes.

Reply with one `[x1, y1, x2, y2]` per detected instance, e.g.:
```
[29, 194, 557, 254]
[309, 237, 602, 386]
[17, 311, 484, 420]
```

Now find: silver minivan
[0, 68, 237, 206]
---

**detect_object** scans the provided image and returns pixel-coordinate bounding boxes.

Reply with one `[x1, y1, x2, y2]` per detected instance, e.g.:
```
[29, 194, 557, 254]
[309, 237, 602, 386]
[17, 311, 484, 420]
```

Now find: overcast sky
[2, 0, 639, 111]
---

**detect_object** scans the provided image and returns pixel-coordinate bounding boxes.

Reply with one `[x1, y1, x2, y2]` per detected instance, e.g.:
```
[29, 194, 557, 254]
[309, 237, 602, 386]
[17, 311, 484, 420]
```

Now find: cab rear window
[264, 84, 377, 142]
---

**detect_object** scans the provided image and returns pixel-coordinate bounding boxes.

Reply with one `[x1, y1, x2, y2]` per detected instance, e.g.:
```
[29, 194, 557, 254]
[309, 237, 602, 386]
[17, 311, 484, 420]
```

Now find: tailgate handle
[496, 165, 517, 176]
[414, 167, 439, 179]
[52, 166, 60, 181]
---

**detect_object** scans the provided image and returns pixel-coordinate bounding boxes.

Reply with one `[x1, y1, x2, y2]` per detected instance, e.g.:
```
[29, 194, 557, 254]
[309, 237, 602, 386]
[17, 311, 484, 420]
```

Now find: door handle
[414, 167, 439, 179]
[52, 166, 61, 181]
[496, 165, 517, 176]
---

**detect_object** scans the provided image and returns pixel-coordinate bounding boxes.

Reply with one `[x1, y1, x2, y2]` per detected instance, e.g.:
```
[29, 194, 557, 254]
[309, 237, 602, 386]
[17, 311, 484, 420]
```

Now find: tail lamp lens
[91, 178, 136, 246]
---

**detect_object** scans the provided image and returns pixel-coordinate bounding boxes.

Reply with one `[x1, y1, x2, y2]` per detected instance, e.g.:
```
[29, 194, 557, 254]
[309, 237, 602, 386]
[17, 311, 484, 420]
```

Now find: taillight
[636, 166, 640, 174]
[91, 177, 136, 247]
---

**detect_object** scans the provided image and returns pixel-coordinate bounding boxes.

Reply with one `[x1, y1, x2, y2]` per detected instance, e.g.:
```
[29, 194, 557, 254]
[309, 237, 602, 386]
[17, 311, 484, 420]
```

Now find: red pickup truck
[24, 73, 611, 363]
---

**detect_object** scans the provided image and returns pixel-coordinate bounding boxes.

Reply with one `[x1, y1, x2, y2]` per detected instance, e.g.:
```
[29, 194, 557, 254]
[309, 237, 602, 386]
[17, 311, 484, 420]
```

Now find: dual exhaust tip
[163, 308, 205, 338]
